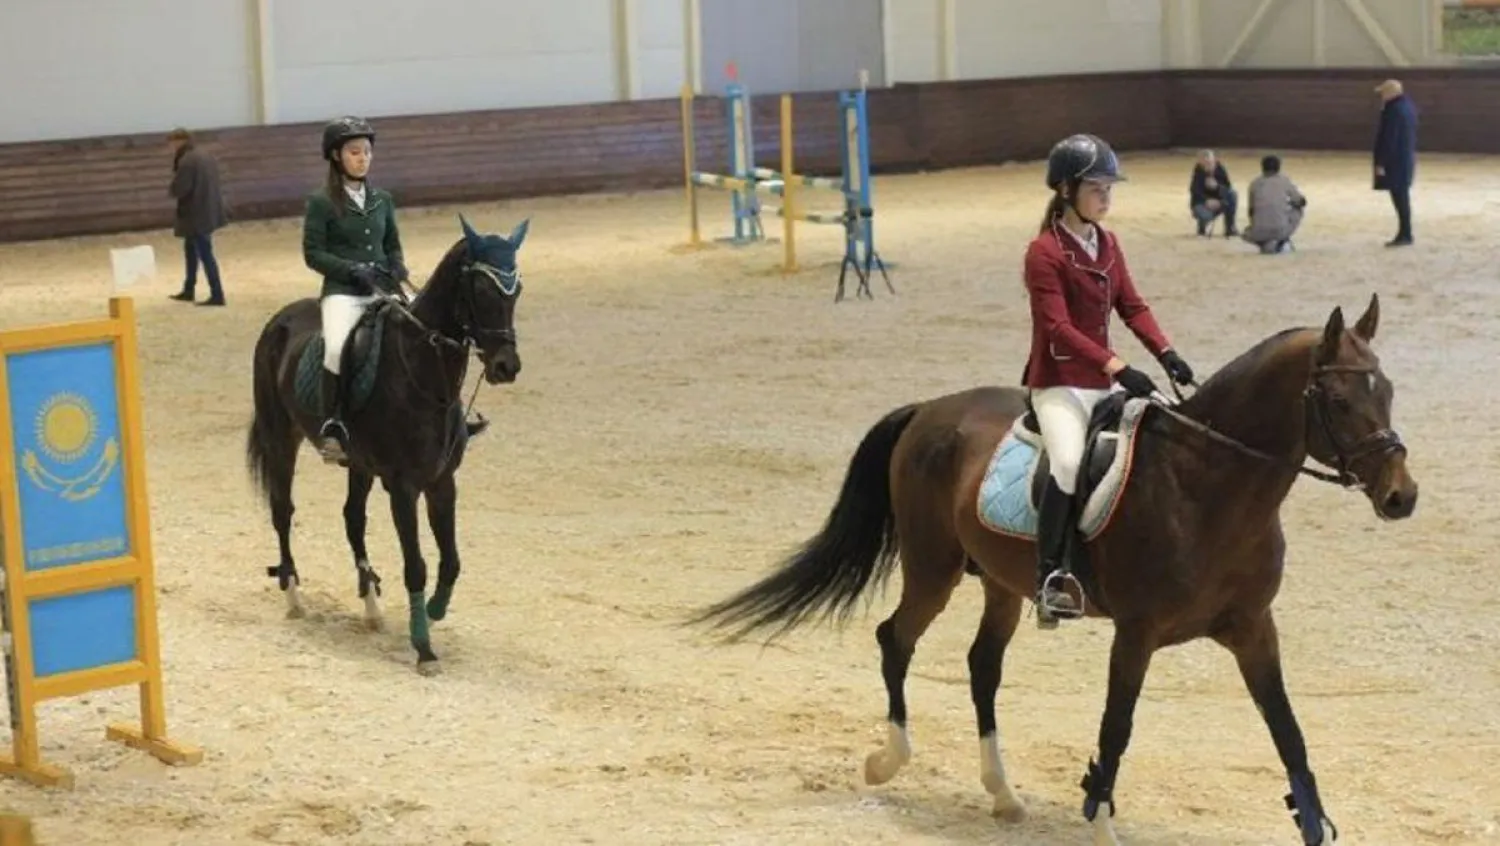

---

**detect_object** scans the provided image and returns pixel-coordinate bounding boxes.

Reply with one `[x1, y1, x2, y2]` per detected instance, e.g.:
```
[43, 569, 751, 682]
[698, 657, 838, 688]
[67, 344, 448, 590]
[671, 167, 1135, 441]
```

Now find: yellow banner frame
[0, 296, 200, 788]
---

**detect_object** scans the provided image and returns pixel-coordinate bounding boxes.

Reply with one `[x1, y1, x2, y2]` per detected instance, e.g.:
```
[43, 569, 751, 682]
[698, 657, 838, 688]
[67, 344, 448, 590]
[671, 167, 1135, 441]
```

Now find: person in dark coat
[167, 128, 229, 305]
[1373, 79, 1417, 247]
[1188, 150, 1238, 238]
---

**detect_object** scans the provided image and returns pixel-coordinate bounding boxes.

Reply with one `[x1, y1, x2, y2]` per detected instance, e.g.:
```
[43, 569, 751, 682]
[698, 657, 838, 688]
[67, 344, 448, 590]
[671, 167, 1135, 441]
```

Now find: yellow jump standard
[0, 296, 200, 788]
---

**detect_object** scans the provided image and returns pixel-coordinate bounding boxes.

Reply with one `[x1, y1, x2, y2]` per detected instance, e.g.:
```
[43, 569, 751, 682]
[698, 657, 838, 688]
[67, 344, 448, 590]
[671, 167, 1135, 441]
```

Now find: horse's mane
[1177, 325, 1316, 418]
[409, 238, 469, 303]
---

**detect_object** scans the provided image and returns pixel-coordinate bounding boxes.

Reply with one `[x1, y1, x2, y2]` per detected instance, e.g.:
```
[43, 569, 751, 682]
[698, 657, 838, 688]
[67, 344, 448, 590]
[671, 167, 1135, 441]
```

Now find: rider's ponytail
[1038, 193, 1066, 234]
[323, 163, 345, 218]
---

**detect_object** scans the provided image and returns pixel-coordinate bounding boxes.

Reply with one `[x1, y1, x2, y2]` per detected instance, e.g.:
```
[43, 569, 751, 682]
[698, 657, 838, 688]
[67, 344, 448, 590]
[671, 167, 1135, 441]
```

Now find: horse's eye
[1332, 394, 1352, 410]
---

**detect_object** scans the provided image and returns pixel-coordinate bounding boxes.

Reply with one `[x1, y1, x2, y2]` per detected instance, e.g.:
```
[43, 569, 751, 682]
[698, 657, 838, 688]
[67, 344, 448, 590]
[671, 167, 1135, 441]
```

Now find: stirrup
[317, 419, 349, 463]
[1036, 568, 1085, 628]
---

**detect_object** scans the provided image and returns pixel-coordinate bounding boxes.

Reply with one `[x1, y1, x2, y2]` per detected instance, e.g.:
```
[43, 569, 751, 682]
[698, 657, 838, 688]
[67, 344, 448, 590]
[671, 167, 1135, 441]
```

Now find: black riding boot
[317, 367, 349, 463]
[1035, 477, 1083, 628]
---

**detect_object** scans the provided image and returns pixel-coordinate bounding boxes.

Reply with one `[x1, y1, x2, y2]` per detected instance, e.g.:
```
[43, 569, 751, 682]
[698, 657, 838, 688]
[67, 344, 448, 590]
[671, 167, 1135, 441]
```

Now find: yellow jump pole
[681, 84, 701, 246]
[780, 93, 797, 274]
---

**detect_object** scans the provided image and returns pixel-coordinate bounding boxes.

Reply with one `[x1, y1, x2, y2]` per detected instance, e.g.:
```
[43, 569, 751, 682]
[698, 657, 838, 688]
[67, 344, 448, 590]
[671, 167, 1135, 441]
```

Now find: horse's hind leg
[1216, 610, 1337, 846]
[265, 441, 305, 619]
[424, 472, 459, 622]
[343, 468, 383, 631]
[968, 574, 1027, 822]
[865, 524, 966, 787]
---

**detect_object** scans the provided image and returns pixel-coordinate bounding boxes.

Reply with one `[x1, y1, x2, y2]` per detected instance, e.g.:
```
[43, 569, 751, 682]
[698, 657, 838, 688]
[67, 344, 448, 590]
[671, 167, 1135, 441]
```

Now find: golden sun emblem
[35, 393, 97, 464]
[21, 392, 118, 502]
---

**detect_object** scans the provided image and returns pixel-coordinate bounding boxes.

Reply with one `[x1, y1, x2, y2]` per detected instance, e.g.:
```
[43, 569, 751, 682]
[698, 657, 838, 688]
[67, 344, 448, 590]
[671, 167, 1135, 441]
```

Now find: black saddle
[1020, 391, 1129, 510]
[340, 300, 392, 376]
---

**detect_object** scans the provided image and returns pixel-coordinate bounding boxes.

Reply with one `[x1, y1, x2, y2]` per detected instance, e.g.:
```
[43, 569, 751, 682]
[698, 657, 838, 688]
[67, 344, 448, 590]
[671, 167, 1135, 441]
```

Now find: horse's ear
[508, 218, 530, 249]
[1319, 306, 1346, 363]
[1353, 292, 1379, 342]
[459, 214, 481, 252]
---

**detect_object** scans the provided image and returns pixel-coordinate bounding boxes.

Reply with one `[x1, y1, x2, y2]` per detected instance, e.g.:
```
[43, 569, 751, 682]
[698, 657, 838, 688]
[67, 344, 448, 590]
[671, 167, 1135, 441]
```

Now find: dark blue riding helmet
[1046, 134, 1125, 190]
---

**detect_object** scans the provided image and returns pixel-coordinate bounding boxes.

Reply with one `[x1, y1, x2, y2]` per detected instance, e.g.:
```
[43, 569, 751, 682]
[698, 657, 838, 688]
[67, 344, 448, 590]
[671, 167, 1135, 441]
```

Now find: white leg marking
[979, 733, 1027, 822]
[863, 721, 912, 786]
[357, 560, 384, 631]
[1092, 812, 1120, 846]
[284, 579, 306, 619]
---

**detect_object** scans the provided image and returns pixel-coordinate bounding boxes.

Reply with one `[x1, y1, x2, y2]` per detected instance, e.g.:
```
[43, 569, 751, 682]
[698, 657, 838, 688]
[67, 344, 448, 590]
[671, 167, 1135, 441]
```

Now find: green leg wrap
[427, 584, 453, 622]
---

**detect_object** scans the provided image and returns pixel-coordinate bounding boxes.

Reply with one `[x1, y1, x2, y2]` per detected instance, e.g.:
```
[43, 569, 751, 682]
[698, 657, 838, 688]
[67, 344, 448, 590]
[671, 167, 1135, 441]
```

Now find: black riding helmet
[1045, 134, 1125, 190]
[322, 116, 376, 167]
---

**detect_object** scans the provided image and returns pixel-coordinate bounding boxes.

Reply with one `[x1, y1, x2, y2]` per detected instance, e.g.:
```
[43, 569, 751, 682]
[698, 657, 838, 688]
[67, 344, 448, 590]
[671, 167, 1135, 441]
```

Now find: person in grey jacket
[1242, 155, 1306, 254]
[166, 127, 229, 306]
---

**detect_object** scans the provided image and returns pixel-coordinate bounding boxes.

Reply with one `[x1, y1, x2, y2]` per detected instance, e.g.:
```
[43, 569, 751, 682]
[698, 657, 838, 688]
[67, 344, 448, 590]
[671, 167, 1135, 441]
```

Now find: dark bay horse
[691, 295, 1416, 844]
[246, 216, 528, 675]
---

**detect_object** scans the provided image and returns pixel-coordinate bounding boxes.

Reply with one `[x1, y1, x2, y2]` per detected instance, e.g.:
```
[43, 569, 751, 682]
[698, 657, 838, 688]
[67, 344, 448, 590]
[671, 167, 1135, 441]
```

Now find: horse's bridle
[1301, 363, 1406, 488]
[455, 259, 520, 351]
[1152, 360, 1406, 490]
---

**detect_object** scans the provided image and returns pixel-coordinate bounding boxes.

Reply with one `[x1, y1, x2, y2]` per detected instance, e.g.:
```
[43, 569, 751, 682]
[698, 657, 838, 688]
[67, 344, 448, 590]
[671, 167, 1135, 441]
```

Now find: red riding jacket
[1021, 222, 1172, 390]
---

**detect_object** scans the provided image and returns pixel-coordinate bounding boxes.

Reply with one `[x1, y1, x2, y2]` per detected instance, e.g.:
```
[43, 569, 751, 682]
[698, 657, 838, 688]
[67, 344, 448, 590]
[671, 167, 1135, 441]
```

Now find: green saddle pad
[295, 310, 388, 416]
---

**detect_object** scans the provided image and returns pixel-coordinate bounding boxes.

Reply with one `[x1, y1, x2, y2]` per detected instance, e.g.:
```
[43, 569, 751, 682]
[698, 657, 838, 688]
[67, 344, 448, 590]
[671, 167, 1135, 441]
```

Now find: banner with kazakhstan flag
[8, 341, 130, 571]
[0, 296, 199, 789]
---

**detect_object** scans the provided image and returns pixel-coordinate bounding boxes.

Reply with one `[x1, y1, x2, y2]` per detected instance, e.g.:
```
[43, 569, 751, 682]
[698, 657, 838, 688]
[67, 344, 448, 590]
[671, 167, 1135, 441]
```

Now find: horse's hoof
[285, 605, 306, 620]
[363, 615, 385, 632]
[992, 800, 1027, 824]
[416, 660, 442, 677]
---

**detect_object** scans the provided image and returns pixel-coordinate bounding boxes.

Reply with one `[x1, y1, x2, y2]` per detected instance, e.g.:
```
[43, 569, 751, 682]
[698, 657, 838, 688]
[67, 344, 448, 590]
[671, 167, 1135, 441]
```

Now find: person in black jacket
[1373, 79, 1418, 247]
[1188, 150, 1238, 238]
[166, 128, 229, 306]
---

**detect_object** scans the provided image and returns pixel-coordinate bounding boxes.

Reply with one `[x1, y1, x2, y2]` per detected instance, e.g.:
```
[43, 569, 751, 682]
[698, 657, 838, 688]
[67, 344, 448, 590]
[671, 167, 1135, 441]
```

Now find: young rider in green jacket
[302, 115, 409, 463]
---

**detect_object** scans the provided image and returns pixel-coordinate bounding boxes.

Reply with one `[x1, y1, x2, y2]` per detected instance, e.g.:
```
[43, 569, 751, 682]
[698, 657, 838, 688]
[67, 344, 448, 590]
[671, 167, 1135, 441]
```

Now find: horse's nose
[1381, 486, 1416, 519]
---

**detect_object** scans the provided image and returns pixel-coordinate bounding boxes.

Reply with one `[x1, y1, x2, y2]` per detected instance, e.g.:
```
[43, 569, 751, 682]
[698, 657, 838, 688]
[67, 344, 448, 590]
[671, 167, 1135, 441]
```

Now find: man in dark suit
[166, 127, 229, 305]
[1373, 79, 1417, 247]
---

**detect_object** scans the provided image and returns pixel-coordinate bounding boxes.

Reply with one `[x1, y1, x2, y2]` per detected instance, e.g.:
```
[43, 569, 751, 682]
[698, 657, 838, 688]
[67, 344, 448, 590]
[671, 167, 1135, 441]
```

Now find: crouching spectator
[1188, 149, 1236, 238]
[1242, 155, 1306, 254]
[1189, 150, 1238, 238]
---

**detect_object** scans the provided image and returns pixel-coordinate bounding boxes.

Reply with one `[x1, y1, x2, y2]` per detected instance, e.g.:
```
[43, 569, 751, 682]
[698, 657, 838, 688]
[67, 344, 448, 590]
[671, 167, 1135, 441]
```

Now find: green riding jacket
[302, 185, 406, 298]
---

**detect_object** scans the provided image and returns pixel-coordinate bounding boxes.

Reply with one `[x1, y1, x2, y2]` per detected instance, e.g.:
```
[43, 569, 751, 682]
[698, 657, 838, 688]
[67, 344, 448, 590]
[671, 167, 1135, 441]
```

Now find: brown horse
[690, 294, 1415, 845]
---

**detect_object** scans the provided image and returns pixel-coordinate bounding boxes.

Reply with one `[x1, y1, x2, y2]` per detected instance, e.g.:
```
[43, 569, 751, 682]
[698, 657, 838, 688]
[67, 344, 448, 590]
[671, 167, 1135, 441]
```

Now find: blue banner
[6, 342, 131, 571]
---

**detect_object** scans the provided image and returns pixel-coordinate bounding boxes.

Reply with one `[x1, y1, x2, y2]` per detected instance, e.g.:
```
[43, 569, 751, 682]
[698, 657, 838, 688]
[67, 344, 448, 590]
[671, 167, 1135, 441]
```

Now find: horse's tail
[686, 401, 921, 642]
[245, 323, 293, 507]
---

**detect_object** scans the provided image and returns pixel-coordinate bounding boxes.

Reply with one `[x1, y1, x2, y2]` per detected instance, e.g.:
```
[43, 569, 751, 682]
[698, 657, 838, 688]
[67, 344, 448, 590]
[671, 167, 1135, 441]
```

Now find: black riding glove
[349, 262, 380, 291]
[1158, 350, 1195, 386]
[1114, 366, 1160, 398]
[387, 258, 409, 283]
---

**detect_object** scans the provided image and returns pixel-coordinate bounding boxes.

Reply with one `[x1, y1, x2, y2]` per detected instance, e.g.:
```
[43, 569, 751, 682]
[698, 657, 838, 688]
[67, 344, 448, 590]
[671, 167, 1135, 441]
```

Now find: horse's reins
[1148, 364, 1405, 490]
[381, 258, 519, 432]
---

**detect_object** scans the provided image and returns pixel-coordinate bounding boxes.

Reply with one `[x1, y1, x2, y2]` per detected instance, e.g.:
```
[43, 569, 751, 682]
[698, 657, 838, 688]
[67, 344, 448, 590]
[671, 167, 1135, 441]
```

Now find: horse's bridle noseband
[1154, 359, 1406, 490]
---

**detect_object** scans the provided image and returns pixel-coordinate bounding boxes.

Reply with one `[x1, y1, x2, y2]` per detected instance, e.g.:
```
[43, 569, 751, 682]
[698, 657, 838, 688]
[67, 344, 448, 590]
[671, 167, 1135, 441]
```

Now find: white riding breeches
[321, 293, 377, 374]
[1031, 386, 1115, 494]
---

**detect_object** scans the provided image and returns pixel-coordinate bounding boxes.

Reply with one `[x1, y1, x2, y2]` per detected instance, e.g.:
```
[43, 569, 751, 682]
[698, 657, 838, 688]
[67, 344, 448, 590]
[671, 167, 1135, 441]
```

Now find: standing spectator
[1242, 155, 1306, 255]
[166, 128, 228, 306]
[1189, 150, 1238, 238]
[1372, 79, 1417, 247]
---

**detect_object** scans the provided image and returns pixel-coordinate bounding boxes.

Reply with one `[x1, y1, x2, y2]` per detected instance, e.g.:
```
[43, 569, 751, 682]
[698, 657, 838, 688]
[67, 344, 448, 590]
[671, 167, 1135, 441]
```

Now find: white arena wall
[0, 0, 1449, 145]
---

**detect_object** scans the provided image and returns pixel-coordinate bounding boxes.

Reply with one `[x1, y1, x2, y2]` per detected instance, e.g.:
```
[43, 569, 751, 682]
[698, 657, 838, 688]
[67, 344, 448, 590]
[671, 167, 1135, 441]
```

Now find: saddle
[294, 301, 393, 417]
[975, 392, 1149, 549]
[1021, 391, 1128, 511]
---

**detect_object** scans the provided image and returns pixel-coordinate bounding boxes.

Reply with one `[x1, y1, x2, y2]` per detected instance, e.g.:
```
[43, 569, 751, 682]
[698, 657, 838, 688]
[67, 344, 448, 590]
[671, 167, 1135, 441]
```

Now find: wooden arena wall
[2, 67, 1498, 244]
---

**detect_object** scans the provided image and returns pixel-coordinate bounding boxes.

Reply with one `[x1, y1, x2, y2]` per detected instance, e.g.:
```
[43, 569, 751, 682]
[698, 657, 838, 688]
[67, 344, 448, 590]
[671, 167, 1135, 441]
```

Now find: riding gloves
[387, 258, 409, 283]
[1158, 350, 1195, 385]
[349, 262, 381, 291]
[1114, 366, 1160, 398]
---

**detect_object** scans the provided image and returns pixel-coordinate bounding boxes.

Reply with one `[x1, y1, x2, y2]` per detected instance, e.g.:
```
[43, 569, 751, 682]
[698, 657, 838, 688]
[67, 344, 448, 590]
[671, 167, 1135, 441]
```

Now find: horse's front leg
[1082, 624, 1156, 846]
[424, 472, 460, 622]
[385, 479, 440, 675]
[1216, 610, 1337, 845]
[343, 467, 383, 631]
